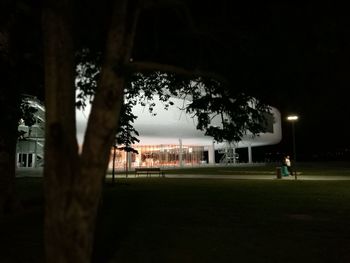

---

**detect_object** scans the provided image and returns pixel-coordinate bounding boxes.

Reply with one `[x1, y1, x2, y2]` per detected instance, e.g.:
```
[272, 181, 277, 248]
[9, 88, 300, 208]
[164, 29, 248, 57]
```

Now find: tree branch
[128, 60, 228, 84]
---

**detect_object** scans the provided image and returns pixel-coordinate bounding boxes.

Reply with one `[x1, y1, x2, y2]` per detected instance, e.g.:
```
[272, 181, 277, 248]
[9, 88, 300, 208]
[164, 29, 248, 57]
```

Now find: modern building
[77, 95, 282, 169]
[17, 95, 282, 169]
[17, 96, 45, 168]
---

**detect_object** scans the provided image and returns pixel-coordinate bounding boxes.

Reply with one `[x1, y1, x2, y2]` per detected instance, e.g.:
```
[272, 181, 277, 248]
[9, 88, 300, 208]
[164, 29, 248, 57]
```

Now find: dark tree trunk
[0, 126, 20, 214]
[42, 1, 84, 262]
[0, 6, 21, 214]
[42, 0, 139, 262]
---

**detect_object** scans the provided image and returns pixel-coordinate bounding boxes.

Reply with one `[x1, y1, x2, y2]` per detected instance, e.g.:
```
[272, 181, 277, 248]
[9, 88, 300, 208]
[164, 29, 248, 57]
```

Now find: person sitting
[281, 156, 290, 176]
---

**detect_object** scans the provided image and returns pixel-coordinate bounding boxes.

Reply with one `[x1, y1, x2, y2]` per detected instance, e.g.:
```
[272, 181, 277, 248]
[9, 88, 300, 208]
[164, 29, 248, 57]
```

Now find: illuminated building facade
[17, 95, 282, 169]
[111, 144, 205, 169]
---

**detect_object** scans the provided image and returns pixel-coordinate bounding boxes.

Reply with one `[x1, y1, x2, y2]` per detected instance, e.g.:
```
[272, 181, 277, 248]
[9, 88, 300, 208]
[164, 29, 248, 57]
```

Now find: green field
[2, 164, 350, 262]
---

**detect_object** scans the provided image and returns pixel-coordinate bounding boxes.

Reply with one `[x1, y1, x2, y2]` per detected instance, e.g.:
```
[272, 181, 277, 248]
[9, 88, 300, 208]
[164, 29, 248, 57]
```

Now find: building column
[34, 138, 37, 167]
[128, 152, 132, 169]
[165, 147, 169, 164]
[179, 138, 183, 167]
[248, 145, 252, 164]
[208, 141, 215, 164]
[232, 146, 236, 164]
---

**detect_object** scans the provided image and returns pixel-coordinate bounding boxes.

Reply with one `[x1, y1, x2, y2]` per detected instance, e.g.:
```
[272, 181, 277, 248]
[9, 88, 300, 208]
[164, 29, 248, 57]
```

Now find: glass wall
[109, 144, 204, 169]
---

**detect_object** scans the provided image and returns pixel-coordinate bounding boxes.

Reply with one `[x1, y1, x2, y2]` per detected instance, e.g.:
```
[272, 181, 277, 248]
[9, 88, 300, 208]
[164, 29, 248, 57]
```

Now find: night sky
[226, 3, 350, 160]
[275, 4, 349, 159]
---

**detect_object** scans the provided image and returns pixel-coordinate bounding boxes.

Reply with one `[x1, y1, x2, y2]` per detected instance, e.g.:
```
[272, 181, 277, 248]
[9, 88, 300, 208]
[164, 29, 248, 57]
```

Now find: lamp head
[287, 115, 299, 121]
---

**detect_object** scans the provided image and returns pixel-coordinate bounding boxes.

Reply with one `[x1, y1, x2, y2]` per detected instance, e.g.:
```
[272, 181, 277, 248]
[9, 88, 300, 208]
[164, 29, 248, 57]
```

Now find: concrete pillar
[248, 145, 252, 163]
[179, 138, 183, 167]
[165, 147, 169, 164]
[127, 151, 132, 169]
[34, 139, 37, 167]
[208, 141, 215, 164]
[232, 146, 236, 164]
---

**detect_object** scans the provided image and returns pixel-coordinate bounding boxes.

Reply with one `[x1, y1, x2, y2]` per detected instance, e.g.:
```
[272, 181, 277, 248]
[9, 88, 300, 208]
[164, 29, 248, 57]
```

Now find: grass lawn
[94, 179, 350, 263]
[2, 164, 350, 262]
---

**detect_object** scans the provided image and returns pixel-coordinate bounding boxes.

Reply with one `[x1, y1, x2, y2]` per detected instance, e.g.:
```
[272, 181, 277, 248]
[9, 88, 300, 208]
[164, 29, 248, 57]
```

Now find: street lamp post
[287, 115, 299, 180]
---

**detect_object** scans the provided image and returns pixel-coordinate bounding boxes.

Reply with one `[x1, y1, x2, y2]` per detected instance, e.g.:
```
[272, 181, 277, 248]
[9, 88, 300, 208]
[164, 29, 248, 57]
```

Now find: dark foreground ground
[2, 163, 350, 262]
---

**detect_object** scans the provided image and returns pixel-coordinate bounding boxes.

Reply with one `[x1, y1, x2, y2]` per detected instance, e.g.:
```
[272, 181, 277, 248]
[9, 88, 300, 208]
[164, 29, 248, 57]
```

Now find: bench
[135, 167, 165, 178]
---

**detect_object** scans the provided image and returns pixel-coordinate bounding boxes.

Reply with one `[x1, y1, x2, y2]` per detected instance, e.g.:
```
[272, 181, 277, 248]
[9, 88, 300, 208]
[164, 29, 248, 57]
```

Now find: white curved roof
[76, 95, 282, 148]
